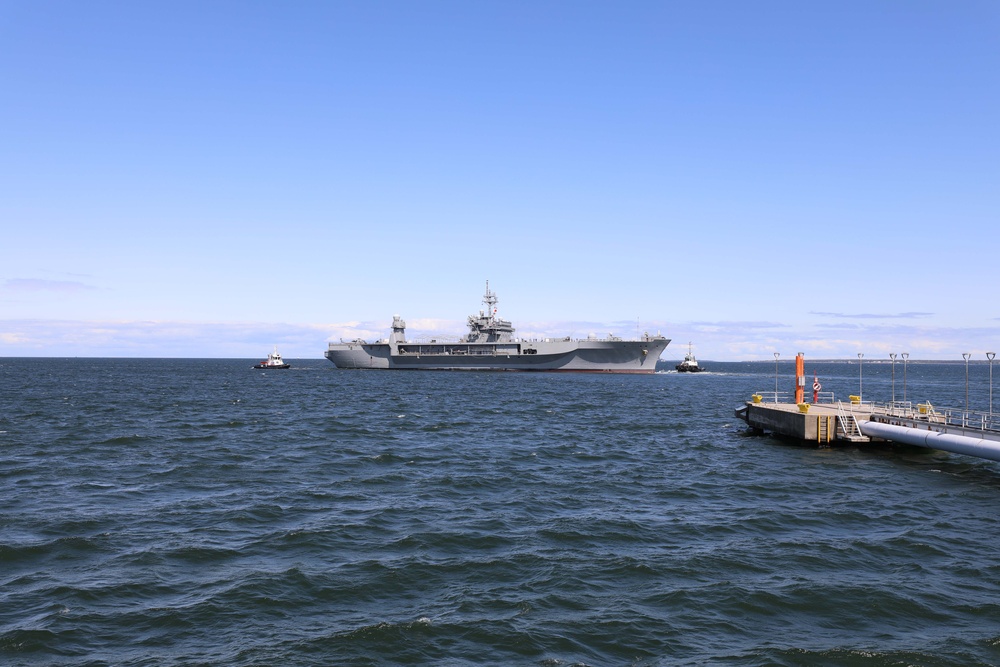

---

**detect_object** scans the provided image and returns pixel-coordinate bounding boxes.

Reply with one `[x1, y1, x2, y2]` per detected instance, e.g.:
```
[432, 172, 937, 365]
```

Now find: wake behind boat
[325, 282, 669, 373]
[254, 347, 290, 369]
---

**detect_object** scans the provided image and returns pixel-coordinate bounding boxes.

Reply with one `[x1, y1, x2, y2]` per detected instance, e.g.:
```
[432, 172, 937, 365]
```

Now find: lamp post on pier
[858, 353, 864, 402]
[988, 352, 996, 417]
[901, 352, 909, 404]
[890, 353, 897, 405]
[774, 352, 780, 402]
[963, 352, 971, 413]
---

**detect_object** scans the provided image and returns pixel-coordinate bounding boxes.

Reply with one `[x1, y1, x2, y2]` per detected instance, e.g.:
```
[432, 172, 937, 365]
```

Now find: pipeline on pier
[859, 421, 1000, 463]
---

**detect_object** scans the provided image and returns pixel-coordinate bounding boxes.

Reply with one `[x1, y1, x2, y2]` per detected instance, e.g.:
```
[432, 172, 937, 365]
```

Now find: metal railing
[865, 401, 1000, 435]
[751, 390, 836, 404]
[751, 391, 793, 404]
[836, 401, 867, 440]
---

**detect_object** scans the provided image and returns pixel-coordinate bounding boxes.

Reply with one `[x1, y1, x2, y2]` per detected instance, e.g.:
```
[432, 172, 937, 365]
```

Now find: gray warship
[324, 282, 669, 372]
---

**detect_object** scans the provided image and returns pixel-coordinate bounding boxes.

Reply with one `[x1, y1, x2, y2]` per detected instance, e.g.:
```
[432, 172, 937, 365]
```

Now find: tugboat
[675, 342, 704, 373]
[254, 346, 291, 369]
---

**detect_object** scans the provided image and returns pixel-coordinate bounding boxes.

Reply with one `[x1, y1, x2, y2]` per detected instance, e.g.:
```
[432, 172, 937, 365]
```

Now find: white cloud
[1, 317, 998, 361]
[811, 311, 934, 319]
[2, 278, 97, 293]
[0, 320, 330, 358]
[0, 332, 30, 344]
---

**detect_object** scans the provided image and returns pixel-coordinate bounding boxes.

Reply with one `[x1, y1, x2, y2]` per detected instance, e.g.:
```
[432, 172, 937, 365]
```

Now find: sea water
[2, 358, 999, 666]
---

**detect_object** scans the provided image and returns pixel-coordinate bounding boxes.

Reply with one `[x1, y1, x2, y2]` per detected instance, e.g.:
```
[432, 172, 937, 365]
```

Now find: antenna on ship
[483, 280, 498, 323]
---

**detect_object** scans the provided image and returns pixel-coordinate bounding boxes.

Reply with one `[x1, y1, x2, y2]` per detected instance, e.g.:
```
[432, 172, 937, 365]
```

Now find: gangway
[836, 402, 869, 442]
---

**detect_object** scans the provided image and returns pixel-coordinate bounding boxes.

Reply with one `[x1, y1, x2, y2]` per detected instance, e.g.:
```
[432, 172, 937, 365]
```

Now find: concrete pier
[736, 400, 871, 444]
[736, 397, 1000, 462]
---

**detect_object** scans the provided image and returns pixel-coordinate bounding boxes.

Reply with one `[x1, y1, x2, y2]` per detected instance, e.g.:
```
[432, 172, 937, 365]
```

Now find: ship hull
[325, 337, 669, 373]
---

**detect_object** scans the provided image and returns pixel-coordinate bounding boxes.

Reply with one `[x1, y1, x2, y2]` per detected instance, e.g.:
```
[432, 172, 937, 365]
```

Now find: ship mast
[483, 280, 498, 323]
[464, 280, 514, 343]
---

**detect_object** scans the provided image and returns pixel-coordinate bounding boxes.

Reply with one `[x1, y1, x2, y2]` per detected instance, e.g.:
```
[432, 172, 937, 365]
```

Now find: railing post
[963, 352, 971, 413]
[858, 353, 864, 402]
[890, 353, 897, 405]
[901, 352, 909, 403]
[988, 352, 996, 417]
[774, 352, 780, 401]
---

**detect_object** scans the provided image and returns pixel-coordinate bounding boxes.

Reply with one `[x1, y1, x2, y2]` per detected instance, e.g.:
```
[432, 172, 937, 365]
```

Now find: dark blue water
[2, 358, 1000, 666]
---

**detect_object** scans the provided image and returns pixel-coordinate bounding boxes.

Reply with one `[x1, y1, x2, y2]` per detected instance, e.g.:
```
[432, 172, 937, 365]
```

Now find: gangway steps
[835, 404, 870, 443]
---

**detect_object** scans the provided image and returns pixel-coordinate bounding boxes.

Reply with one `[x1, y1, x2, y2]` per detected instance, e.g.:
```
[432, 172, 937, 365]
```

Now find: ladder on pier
[817, 414, 833, 443]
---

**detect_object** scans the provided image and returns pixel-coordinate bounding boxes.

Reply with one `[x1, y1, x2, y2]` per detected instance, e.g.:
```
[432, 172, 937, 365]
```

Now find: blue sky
[2, 1, 997, 360]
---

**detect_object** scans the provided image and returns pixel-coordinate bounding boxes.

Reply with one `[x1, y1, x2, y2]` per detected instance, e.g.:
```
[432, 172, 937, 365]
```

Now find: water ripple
[1, 359, 999, 665]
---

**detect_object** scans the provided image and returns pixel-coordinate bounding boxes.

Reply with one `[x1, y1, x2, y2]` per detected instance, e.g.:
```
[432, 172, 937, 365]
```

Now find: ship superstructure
[324, 282, 669, 373]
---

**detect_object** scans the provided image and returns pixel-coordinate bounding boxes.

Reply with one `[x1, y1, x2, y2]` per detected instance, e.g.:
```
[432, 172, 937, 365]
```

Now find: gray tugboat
[675, 342, 704, 373]
[325, 282, 669, 373]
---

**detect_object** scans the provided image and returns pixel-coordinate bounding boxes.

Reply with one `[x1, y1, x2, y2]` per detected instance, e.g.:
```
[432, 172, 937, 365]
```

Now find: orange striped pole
[795, 353, 805, 404]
